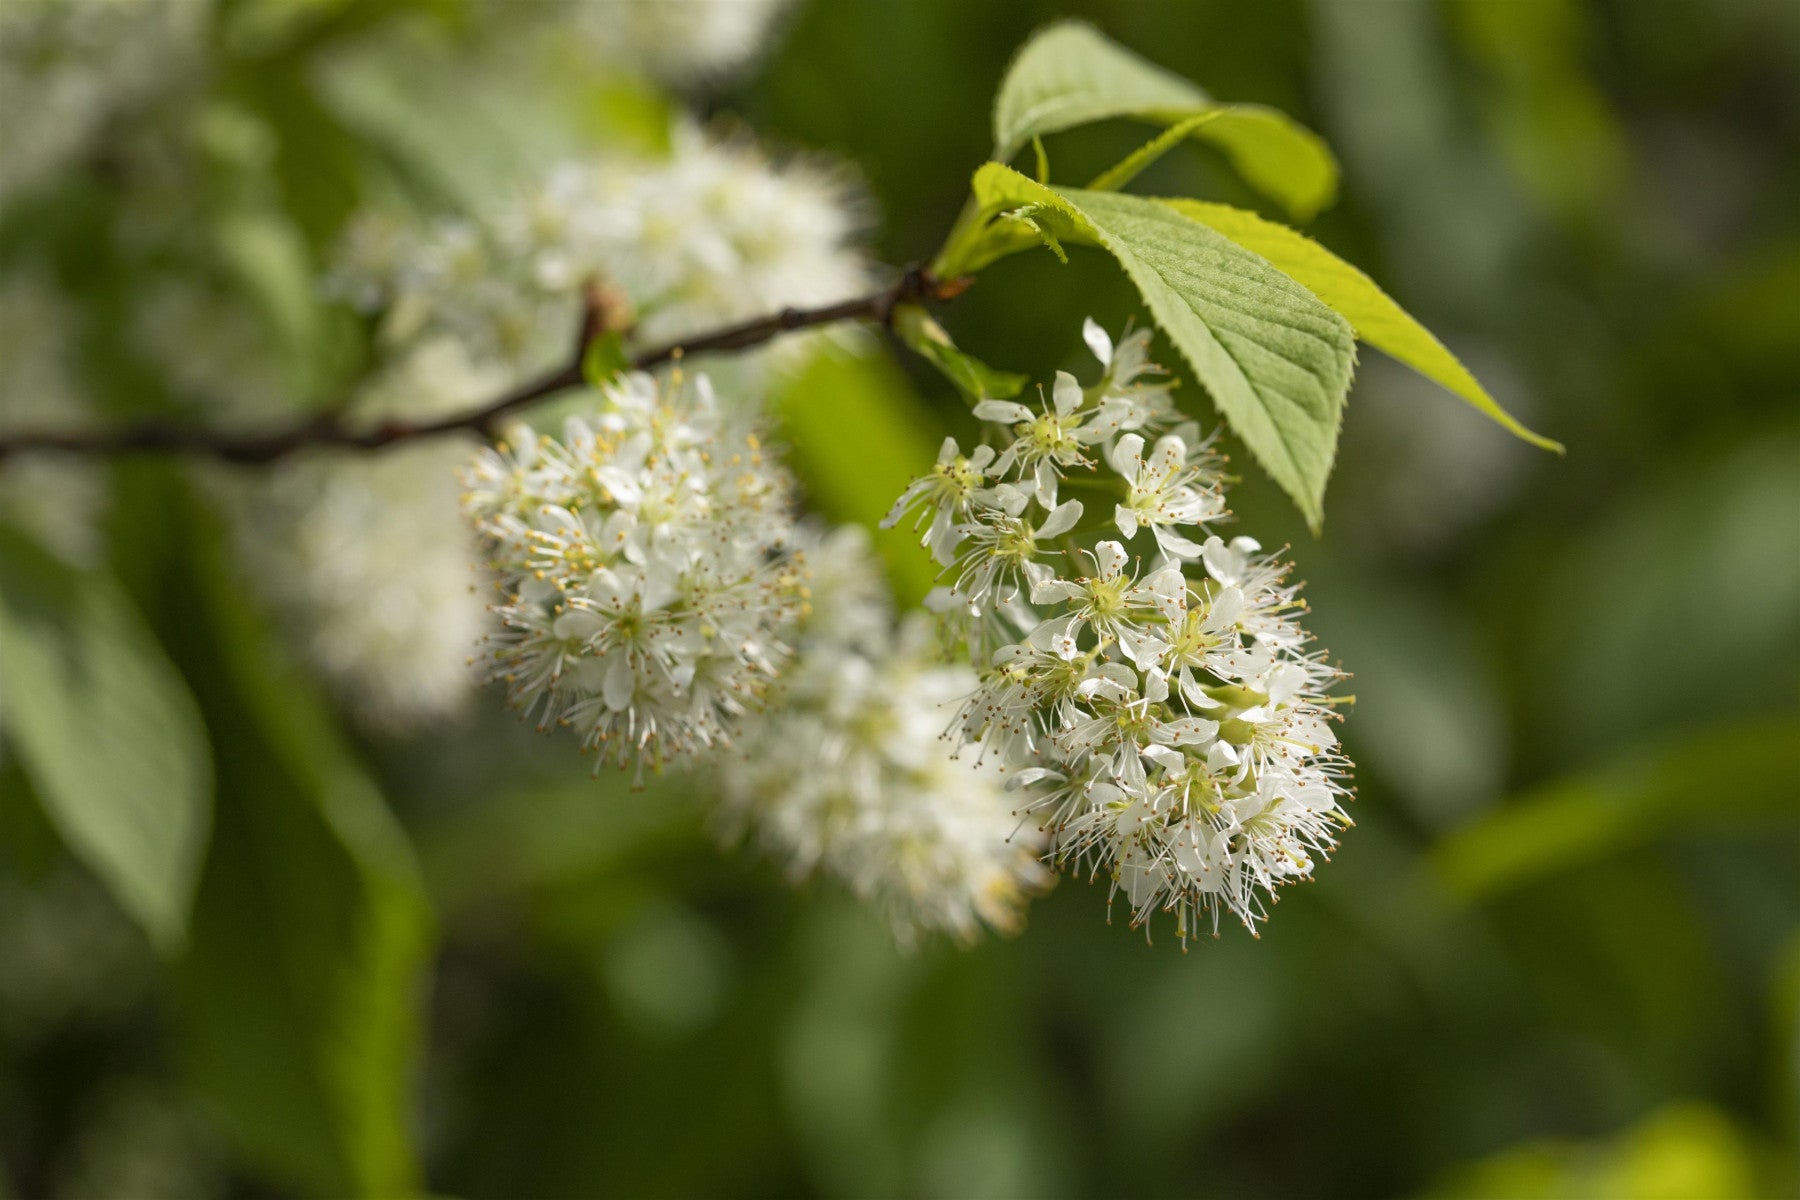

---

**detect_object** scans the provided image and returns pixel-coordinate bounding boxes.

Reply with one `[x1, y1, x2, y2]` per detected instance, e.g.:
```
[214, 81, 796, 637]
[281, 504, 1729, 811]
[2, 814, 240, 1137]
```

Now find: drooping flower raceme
[713, 526, 1050, 945]
[461, 370, 805, 772]
[318, 126, 864, 728]
[884, 320, 1353, 942]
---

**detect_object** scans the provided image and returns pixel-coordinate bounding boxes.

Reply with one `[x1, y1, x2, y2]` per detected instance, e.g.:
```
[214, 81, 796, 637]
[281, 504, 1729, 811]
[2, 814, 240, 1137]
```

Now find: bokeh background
[1, 1, 1797, 1197]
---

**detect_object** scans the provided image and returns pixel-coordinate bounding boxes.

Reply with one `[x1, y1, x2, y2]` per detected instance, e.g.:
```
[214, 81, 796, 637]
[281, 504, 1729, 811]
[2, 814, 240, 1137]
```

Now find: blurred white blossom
[714, 525, 1051, 945]
[217, 340, 515, 731]
[330, 119, 869, 411]
[535, 0, 793, 87]
[885, 320, 1354, 942]
[0, 270, 108, 566]
[462, 370, 805, 773]
[231, 438, 487, 732]
[0, 0, 209, 211]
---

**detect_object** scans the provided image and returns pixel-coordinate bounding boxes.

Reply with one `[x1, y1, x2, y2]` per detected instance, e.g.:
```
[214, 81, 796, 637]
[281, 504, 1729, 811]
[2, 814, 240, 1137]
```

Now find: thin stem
[0, 265, 965, 466]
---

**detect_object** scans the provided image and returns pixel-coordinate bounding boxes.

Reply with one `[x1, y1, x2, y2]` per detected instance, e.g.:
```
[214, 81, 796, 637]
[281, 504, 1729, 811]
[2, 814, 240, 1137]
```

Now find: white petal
[1034, 460, 1059, 509]
[973, 400, 1033, 424]
[1143, 667, 1170, 704]
[1083, 316, 1114, 366]
[1153, 527, 1205, 560]
[1029, 614, 1084, 659]
[1110, 433, 1146, 479]
[1119, 629, 1170, 670]
[1052, 370, 1083, 417]
[1162, 717, 1220, 746]
[602, 653, 635, 710]
[1180, 670, 1223, 709]
[552, 609, 606, 641]
[1114, 504, 1139, 539]
[927, 508, 963, 565]
[1201, 535, 1245, 585]
[1037, 499, 1084, 540]
[1092, 540, 1127, 581]
[1208, 586, 1245, 629]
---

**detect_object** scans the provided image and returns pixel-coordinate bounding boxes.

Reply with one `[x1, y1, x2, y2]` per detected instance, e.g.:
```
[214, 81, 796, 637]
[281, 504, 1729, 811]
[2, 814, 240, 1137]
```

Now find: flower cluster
[0, 0, 207, 212]
[461, 370, 805, 772]
[331, 121, 868, 407]
[884, 320, 1352, 942]
[229, 441, 486, 731]
[713, 526, 1050, 945]
[536, 0, 794, 87]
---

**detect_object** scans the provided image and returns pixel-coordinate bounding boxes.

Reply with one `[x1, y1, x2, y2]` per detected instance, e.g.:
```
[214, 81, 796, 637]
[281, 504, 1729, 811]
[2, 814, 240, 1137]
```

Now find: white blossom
[888, 319, 1354, 943]
[880, 437, 997, 566]
[531, 0, 793, 87]
[229, 440, 487, 731]
[462, 370, 805, 773]
[714, 525, 1050, 945]
[0, 0, 208, 211]
[1084, 316, 1181, 435]
[330, 121, 870, 415]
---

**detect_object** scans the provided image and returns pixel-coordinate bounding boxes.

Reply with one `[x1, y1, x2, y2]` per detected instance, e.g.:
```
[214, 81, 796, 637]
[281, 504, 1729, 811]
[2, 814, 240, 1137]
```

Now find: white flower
[880, 437, 998, 566]
[714, 527, 1050, 945]
[942, 492, 1082, 622]
[976, 371, 1121, 506]
[1028, 540, 1184, 669]
[886, 318, 1355, 943]
[463, 370, 804, 773]
[1111, 432, 1225, 560]
[1084, 317, 1180, 436]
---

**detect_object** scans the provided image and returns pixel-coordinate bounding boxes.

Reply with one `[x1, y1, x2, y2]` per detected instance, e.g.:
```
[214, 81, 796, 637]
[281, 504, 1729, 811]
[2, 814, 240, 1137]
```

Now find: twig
[0, 266, 961, 465]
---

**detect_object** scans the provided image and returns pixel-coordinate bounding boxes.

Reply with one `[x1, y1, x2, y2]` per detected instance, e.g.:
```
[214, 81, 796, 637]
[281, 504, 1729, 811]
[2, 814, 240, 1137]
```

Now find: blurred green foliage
[0, 0, 1797, 1197]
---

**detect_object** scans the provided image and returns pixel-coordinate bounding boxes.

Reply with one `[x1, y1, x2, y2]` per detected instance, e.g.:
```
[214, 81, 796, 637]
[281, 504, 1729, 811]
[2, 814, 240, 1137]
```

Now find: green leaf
[0, 526, 211, 953]
[1161, 199, 1563, 452]
[1087, 111, 1225, 192]
[174, 518, 431, 1197]
[771, 343, 946, 607]
[581, 329, 629, 388]
[891, 303, 1029, 402]
[1434, 714, 1800, 902]
[992, 21, 1338, 219]
[966, 165, 1356, 528]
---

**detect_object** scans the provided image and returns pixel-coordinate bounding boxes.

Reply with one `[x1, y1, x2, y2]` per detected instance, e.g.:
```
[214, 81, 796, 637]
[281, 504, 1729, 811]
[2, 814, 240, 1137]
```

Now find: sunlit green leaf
[0, 526, 211, 953]
[1435, 714, 1800, 901]
[582, 329, 629, 388]
[1162, 198, 1562, 452]
[992, 21, 1337, 219]
[993, 20, 1206, 161]
[1086, 112, 1225, 192]
[1427, 1104, 1762, 1200]
[963, 165, 1356, 528]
